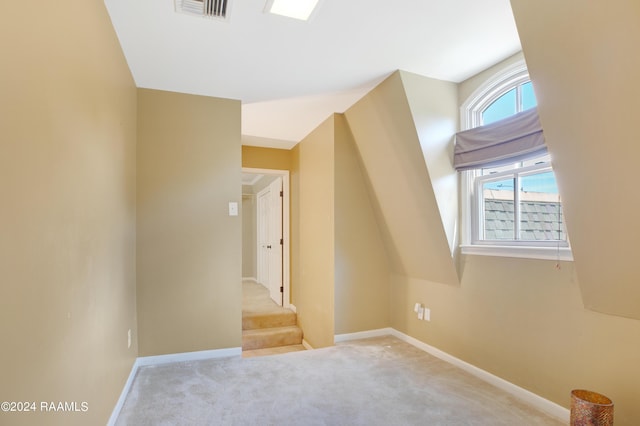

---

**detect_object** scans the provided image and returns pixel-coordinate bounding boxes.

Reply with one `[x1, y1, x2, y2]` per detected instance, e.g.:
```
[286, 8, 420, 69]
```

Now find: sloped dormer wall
[344, 71, 459, 285]
[511, 0, 640, 320]
[399, 71, 460, 261]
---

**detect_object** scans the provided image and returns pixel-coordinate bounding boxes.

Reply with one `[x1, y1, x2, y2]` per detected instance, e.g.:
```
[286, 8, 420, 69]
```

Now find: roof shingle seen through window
[484, 199, 565, 241]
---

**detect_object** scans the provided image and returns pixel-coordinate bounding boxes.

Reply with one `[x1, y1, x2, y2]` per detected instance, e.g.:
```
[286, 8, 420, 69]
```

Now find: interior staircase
[242, 280, 305, 357]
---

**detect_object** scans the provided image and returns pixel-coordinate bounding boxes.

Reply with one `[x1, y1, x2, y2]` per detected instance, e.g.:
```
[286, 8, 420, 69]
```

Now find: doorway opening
[241, 168, 303, 357]
[241, 168, 291, 308]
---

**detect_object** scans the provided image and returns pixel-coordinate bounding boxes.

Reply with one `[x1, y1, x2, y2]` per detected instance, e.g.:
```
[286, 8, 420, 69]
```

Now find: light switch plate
[229, 202, 238, 216]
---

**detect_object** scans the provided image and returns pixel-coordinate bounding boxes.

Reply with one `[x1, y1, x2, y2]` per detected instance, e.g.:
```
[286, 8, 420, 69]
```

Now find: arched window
[459, 62, 572, 260]
[482, 80, 537, 125]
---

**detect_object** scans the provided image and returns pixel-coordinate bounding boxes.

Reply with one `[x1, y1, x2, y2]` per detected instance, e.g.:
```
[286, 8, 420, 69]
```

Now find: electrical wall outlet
[414, 302, 431, 321]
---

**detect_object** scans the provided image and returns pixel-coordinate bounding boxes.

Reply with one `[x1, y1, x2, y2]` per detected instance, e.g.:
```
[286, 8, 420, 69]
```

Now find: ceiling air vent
[175, 0, 230, 21]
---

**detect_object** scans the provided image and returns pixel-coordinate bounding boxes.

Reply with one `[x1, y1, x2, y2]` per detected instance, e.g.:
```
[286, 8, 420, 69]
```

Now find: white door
[256, 177, 283, 306]
[267, 177, 283, 306]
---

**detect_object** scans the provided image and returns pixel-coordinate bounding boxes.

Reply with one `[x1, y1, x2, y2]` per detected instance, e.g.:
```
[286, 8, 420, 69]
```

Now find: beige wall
[242, 146, 292, 171]
[289, 111, 393, 339]
[507, 2, 640, 422]
[291, 117, 335, 348]
[344, 72, 459, 285]
[137, 89, 241, 356]
[0, 1, 137, 425]
[511, 0, 640, 321]
[392, 258, 640, 425]
[334, 115, 391, 334]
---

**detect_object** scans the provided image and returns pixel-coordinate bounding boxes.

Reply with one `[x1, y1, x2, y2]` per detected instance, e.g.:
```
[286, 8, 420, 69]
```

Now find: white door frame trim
[242, 167, 291, 310]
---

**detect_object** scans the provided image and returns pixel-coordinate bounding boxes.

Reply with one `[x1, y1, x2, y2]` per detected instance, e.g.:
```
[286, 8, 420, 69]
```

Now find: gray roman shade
[454, 108, 546, 171]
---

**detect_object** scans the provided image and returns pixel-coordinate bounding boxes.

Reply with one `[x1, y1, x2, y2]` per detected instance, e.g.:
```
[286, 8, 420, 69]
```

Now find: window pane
[519, 172, 565, 241]
[483, 178, 515, 240]
[482, 88, 516, 125]
[521, 81, 537, 111]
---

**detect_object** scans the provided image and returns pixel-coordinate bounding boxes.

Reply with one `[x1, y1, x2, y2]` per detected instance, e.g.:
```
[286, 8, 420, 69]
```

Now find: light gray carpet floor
[116, 336, 563, 425]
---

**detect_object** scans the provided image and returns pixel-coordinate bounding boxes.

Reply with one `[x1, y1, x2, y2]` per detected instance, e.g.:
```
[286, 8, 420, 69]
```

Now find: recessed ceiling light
[265, 0, 321, 21]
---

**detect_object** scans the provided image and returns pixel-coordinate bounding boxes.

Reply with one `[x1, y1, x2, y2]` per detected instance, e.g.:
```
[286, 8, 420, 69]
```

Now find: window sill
[460, 244, 573, 261]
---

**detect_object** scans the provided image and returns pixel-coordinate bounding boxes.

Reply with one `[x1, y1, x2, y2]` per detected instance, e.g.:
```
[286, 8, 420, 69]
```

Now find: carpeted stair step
[242, 310, 297, 330]
[242, 344, 306, 358]
[242, 325, 303, 351]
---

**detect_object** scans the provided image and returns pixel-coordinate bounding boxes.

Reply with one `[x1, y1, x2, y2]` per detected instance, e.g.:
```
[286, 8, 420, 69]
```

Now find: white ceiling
[105, 0, 521, 146]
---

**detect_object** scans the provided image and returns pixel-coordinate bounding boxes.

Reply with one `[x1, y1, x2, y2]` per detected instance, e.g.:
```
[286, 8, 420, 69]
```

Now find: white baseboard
[388, 329, 569, 423]
[288, 303, 297, 313]
[108, 346, 242, 425]
[136, 347, 242, 367]
[107, 358, 141, 426]
[242, 277, 258, 283]
[302, 339, 314, 350]
[334, 328, 394, 343]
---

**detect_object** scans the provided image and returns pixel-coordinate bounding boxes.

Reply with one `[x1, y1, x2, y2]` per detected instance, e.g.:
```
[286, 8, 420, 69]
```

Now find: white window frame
[459, 61, 573, 261]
